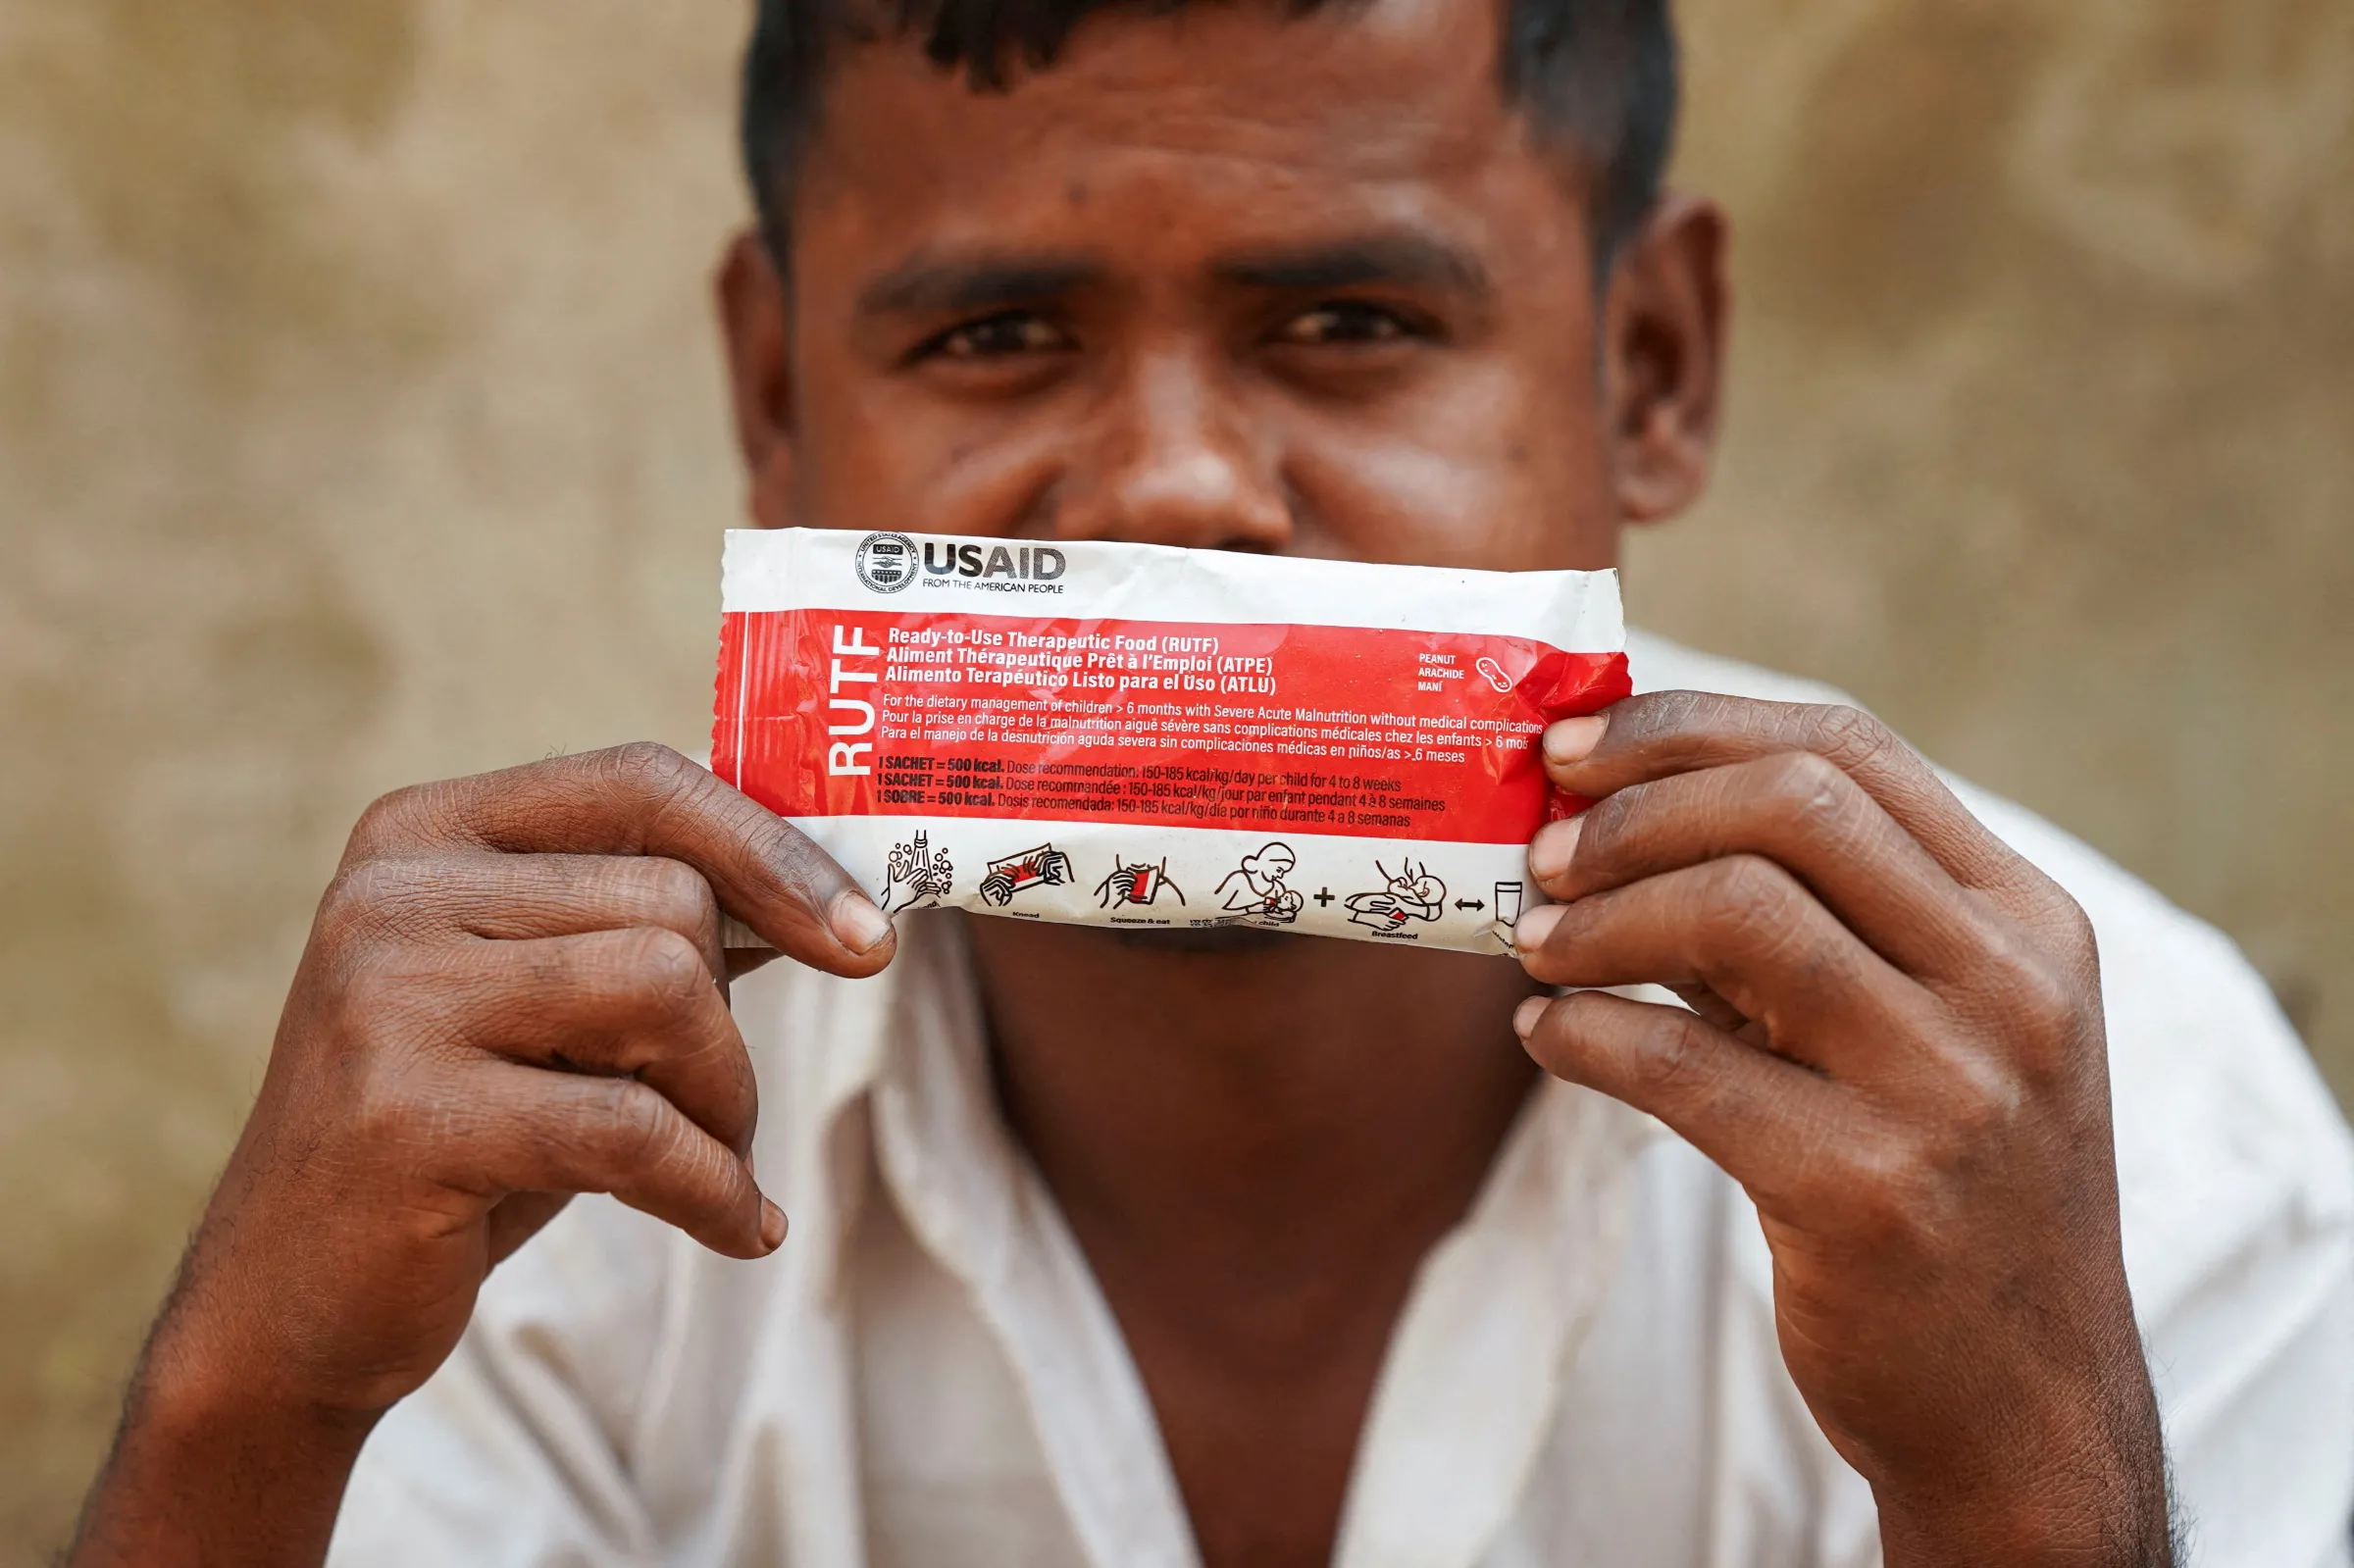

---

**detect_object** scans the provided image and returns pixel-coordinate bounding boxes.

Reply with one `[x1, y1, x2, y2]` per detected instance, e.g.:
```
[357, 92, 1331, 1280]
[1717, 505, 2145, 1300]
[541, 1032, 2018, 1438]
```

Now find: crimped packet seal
[712, 528, 1628, 955]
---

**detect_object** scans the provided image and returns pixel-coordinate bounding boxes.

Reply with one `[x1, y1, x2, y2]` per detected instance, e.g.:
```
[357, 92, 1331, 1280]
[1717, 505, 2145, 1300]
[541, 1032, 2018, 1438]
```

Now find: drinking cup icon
[1494, 882, 1524, 924]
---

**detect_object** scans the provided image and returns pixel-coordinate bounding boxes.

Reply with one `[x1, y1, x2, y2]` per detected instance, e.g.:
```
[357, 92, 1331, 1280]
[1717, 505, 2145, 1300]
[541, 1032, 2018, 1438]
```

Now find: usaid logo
[852, 531, 918, 593]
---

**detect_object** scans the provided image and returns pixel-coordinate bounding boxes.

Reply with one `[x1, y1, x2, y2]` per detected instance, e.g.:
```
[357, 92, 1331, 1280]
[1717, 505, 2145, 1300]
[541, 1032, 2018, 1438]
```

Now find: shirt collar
[764, 909, 1662, 1568]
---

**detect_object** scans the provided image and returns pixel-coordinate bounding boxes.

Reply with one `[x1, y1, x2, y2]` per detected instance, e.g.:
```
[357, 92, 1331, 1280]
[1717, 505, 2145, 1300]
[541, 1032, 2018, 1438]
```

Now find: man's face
[725, 0, 1723, 575]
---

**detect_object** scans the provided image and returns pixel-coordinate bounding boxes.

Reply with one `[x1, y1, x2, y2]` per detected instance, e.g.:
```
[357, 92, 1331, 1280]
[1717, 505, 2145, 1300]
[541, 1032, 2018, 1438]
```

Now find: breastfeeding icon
[1344, 859, 1447, 935]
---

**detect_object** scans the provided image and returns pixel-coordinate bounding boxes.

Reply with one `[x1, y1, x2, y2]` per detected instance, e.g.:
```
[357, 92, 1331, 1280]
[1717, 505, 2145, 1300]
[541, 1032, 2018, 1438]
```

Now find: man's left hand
[1515, 691, 2170, 1567]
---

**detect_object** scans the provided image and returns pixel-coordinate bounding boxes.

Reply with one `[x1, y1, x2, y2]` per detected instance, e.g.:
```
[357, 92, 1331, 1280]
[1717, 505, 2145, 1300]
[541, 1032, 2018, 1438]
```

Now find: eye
[1272, 300, 1427, 346]
[914, 310, 1075, 362]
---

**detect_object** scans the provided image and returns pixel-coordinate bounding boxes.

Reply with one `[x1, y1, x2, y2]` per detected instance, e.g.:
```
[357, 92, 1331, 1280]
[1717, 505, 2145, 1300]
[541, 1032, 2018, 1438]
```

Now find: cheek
[1276, 364, 1619, 572]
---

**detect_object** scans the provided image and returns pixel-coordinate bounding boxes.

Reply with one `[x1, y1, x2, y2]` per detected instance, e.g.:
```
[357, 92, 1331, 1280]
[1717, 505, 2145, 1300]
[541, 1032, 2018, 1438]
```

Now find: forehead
[791, 0, 1596, 278]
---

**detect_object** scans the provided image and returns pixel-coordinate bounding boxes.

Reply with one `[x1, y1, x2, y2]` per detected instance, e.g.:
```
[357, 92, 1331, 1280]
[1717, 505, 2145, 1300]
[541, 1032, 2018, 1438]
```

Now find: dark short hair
[741, 0, 1678, 268]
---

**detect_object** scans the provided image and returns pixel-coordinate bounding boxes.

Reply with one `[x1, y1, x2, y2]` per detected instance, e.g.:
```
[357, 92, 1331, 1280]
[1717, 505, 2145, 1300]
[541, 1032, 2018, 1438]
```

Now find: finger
[485, 1191, 573, 1267]
[436, 1060, 783, 1260]
[1513, 987, 1855, 1206]
[347, 743, 893, 977]
[1514, 854, 1934, 1077]
[433, 928, 757, 1158]
[724, 948, 786, 985]
[1528, 752, 1993, 982]
[322, 853, 728, 984]
[1543, 693, 2051, 913]
[1667, 981, 1752, 1038]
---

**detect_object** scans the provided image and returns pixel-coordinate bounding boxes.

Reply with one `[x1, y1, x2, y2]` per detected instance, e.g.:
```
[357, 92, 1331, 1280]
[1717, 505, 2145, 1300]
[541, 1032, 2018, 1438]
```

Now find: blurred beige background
[1, 0, 2348, 1555]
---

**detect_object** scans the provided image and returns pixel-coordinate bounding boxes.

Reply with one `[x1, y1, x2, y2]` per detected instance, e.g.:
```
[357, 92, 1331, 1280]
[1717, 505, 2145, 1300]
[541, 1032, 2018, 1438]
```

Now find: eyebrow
[1211, 233, 1494, 301]
[857, 253, 1107, 318]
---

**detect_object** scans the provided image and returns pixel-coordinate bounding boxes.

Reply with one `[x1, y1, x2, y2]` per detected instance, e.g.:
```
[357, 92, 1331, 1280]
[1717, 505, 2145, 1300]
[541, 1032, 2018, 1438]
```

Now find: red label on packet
[714, 610, 1627, 842]
[713, 530, 1628, 954]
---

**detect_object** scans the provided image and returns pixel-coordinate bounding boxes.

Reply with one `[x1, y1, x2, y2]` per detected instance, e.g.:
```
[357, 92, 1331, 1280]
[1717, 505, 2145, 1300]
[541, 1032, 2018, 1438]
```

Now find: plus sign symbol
[1313, 886, 1335, 908]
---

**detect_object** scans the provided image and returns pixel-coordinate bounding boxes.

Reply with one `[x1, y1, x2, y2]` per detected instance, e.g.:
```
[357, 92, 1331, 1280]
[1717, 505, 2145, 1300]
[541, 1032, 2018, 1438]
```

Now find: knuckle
[330, 951, 470, 1071]
[315, 859, 407, 944]
[2043, 887, 2100, 965]
[1696, 855, 1799, 946]
[771, 835, 835, 896]
[1620, 1009, 1714, 1107]
[1973, 922, 2088, 1043]
[589, 1079, 675, 1170]
[638, 858, 726, 956]
[1760, 750, 1853, 835]
[1805, 703, 1896, 774]
[1711, 850, 1788, 904]
[335, 950, 428, 1034]
[1830, 1140, 1941, 1251]
[758, 822, 852, 912]
[1844, 1181, 1919, 1254]
[1999, 967, 2097, 1095]
[639, 855, 717, 919]
[617, 925, 713, 1010]
[600, 741, 694, 800]
[2012, 957, 2082, 1040]
[347, 1052, 437, 1150]
[1938, 1063, 2025, 1150]
[1632, 687, 1715, 734]
[1588, 688, 1712, 758]
[347, 783, 433, 855]
[1832, 1071, 2033, 1248]
[334, 951, 396, 1019]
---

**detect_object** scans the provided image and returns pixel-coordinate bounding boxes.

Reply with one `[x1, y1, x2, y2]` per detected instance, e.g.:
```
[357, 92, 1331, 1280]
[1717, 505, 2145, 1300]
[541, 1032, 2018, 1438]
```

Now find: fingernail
[760, 1198, 789, 1251]
[831, 893, 894, 954]
[1544, 716, 1608, 766]
[1513, 902, 1565, 954]
[1512, 995, 1550, 1040]
[1528, 816, 1582, 884]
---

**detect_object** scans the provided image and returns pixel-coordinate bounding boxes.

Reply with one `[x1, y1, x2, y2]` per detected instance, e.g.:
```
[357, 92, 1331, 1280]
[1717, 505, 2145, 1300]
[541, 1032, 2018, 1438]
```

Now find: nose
[1058, 347, 1293, 552]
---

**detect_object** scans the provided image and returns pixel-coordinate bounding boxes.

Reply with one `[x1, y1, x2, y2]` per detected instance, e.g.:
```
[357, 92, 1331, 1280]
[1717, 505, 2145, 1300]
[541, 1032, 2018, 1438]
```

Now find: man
[70, 0, 2354, 1563]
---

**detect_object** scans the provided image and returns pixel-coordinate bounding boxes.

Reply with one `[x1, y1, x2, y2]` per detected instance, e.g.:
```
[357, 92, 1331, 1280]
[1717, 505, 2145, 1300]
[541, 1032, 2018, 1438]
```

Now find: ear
[715, 228, 799, 529]
[1598, 193, 1731, 526]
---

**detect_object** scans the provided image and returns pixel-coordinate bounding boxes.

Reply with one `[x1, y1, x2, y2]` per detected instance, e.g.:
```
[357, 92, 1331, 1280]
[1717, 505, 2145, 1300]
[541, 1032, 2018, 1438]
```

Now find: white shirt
[330, 633, 2354, 1567]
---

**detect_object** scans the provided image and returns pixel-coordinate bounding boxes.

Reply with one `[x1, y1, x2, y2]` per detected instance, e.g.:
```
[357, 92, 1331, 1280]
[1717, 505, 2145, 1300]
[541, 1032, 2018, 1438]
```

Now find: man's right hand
[71, 743, 895, 1567]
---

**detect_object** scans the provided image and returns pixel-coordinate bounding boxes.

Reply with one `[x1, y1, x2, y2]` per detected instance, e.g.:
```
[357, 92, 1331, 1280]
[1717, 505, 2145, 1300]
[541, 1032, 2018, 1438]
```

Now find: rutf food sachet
[712, 529, 1628, 954]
